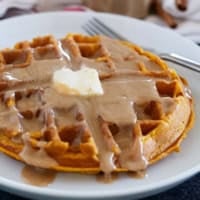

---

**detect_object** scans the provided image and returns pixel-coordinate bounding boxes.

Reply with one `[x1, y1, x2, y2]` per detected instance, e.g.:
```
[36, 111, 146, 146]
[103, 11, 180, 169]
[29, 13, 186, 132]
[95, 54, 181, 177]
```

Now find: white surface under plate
[0, 11, 200, 200]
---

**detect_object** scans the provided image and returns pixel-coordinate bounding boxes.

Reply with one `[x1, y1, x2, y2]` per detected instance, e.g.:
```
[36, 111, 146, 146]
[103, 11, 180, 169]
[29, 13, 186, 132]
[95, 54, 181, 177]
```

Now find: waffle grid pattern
[0, 34, 193, 173]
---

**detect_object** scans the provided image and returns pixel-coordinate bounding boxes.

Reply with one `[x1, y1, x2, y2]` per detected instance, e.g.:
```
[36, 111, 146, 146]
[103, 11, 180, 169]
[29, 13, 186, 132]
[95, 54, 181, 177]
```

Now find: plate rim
[0, 165, 199, 199]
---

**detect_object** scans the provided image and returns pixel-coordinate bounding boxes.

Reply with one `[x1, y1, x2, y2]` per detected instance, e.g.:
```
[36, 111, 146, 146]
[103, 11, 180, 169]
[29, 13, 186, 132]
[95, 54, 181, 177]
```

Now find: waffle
[0, 34, 194, 174]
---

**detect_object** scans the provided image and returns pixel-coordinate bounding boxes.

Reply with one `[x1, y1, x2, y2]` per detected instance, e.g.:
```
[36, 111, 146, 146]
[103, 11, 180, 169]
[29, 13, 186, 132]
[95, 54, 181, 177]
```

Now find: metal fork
[82, 17, 200, 73]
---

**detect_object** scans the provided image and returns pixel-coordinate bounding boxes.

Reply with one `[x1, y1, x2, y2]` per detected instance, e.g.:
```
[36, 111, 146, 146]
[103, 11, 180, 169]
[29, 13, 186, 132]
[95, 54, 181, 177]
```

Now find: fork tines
[82, 17, 127, 41]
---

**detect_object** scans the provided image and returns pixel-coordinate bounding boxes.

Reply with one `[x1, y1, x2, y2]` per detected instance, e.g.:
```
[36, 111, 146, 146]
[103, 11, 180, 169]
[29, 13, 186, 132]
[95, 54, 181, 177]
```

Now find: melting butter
[53, 67, 104, 96]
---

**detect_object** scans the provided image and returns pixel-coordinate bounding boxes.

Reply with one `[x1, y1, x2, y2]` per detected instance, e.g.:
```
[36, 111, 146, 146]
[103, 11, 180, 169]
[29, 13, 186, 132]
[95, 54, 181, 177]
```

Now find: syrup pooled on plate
[21, 165, 57, 186]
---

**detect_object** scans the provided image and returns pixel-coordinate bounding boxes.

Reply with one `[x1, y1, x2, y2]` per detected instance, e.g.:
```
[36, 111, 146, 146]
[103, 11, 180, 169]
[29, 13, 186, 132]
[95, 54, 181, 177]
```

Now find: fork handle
[159, 53, 200, 73]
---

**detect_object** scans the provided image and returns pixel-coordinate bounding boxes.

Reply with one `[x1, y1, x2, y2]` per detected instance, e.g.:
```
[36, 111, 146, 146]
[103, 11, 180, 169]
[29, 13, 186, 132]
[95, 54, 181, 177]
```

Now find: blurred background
[0, 0, 199, 44]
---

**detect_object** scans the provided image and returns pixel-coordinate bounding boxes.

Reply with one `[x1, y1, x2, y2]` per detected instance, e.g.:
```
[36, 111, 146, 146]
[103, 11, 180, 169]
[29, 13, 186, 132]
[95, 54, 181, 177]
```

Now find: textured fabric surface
[0, 173, 199, 200]
[144, 173, 200, 200]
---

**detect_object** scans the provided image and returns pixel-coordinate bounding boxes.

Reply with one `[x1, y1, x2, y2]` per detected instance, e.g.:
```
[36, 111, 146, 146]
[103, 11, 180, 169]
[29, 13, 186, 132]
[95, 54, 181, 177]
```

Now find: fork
[82, 17, 200, 73]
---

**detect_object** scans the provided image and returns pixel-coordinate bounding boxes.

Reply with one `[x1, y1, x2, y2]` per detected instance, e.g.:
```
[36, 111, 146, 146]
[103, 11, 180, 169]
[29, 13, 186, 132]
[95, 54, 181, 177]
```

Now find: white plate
[0, 12, 200, 200]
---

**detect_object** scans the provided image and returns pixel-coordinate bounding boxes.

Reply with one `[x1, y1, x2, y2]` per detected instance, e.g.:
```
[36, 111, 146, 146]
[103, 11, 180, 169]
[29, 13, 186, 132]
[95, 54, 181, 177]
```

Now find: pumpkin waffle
[0, 34, 194, 174]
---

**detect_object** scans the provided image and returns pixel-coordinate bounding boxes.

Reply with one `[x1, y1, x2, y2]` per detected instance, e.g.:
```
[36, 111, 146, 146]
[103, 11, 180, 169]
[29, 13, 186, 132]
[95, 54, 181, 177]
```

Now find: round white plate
[0, 12, 200, 200]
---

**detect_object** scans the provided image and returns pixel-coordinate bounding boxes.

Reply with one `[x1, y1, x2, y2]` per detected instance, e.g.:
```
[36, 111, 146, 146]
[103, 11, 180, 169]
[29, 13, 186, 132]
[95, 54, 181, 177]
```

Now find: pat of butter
[53, 67, 104, 96]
